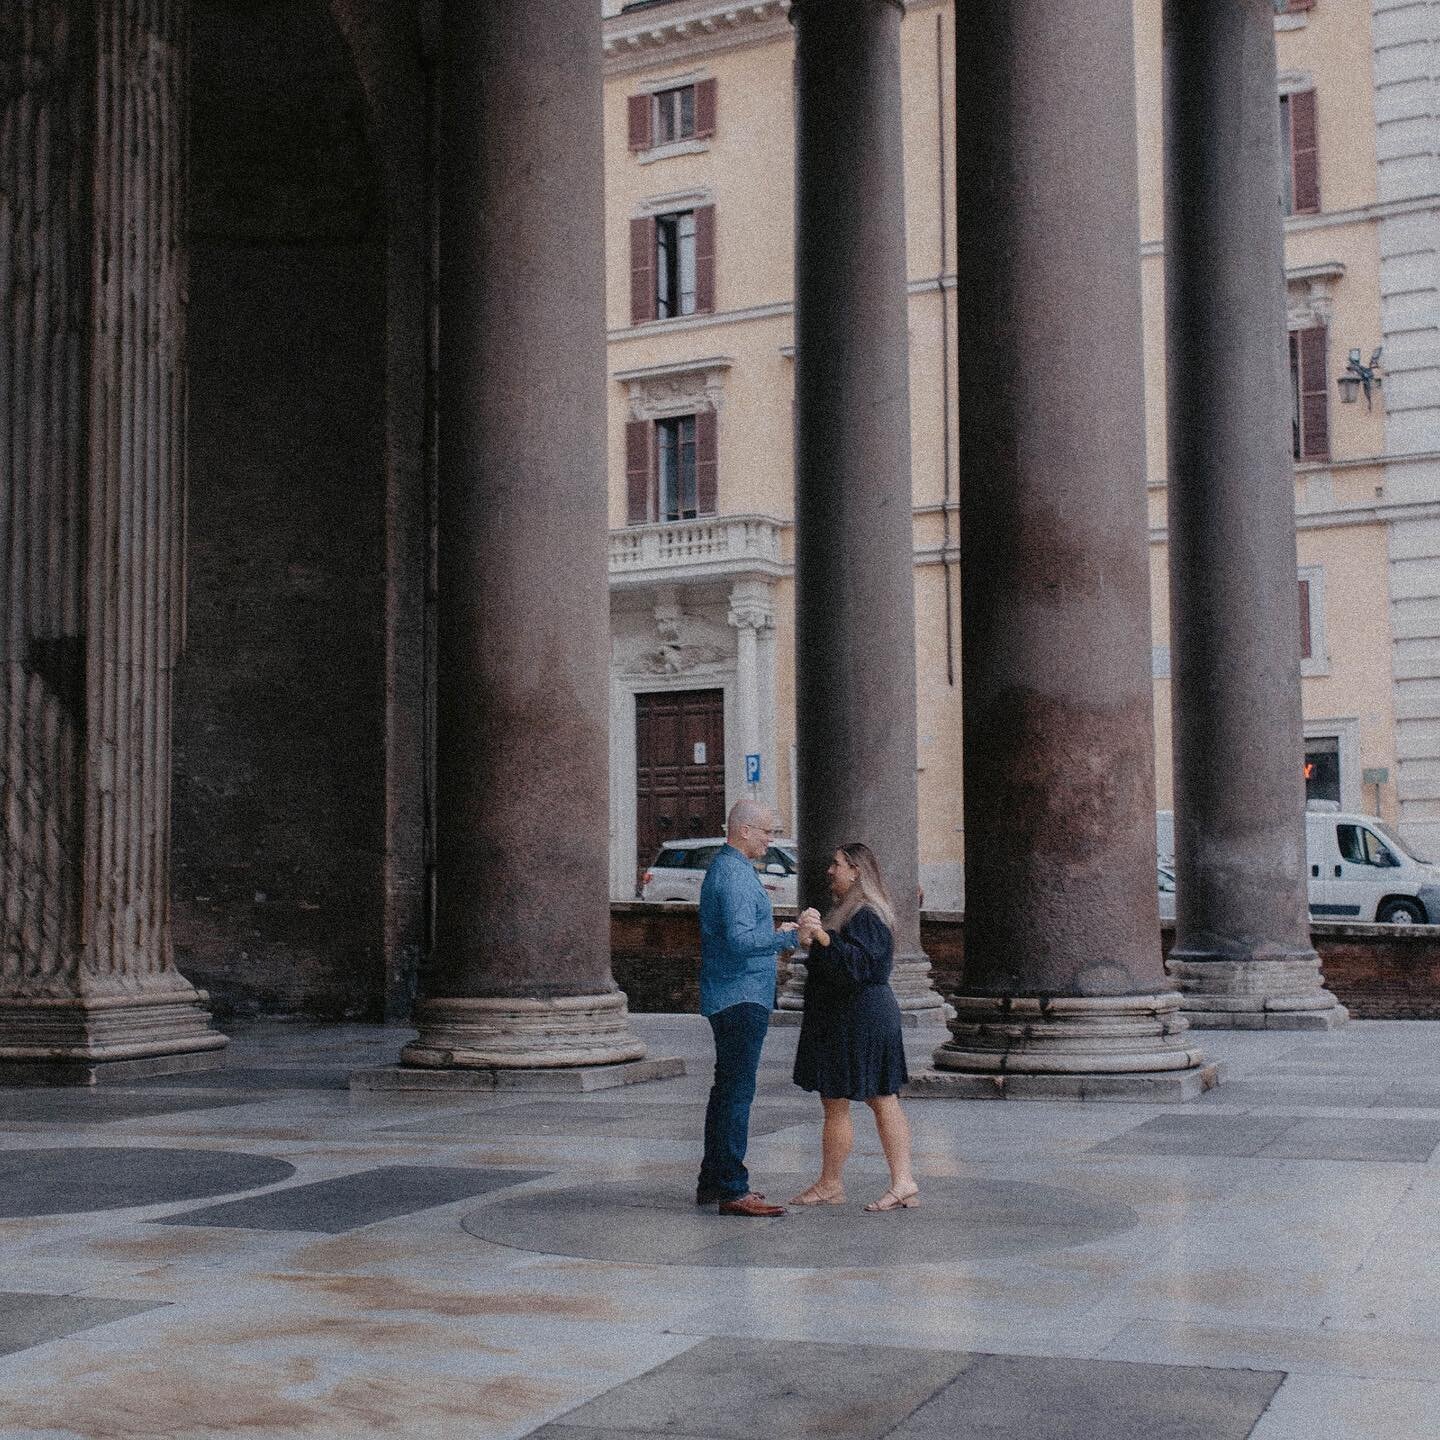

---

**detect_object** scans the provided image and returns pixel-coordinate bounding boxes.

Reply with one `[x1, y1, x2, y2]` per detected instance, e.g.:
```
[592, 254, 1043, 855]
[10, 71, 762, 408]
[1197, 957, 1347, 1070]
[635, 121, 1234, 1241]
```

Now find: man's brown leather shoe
[717, 1192, 786, 1217]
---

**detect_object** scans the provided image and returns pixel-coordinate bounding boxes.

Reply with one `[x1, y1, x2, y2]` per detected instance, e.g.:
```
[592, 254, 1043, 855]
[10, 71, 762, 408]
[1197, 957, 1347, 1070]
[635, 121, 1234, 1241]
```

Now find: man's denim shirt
[698, 843, 790, 1017]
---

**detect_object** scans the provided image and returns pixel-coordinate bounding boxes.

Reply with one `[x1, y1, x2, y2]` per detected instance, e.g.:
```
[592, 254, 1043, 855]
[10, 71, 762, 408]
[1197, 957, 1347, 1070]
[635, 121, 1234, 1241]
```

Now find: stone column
[0, 0, 226, 1083]
[784, 0, 944, 1025]
[1163, 0, 1345, 1029]
[917, 0, 1214, 1099]
[398, 0, 652, 1074]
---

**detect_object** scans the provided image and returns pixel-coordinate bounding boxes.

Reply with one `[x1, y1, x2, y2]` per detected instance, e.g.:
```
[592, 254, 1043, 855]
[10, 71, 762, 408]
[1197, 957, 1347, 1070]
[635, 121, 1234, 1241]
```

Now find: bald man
[695, 798, 798, 1216]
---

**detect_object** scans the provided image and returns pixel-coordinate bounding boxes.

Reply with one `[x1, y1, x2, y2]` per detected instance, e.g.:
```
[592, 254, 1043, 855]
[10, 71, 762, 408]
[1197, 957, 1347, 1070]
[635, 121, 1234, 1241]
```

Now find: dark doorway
[171, 0, 388, 1019]
[1305, 736, 1342, 808]
[636, 690, 727, 869]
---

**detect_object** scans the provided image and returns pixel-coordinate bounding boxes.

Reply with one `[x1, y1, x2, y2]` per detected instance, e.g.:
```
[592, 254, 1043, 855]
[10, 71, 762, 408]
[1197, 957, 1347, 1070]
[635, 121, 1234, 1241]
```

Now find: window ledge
[1275, 12, 1308, 31]
[638, 138, 711, 165]
[1301, 658, 1332, 678]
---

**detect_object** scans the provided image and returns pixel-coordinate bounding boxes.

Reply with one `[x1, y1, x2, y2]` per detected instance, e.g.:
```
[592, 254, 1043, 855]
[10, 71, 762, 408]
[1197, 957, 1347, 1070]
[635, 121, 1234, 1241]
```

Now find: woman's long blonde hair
[823, 842, 896, 934]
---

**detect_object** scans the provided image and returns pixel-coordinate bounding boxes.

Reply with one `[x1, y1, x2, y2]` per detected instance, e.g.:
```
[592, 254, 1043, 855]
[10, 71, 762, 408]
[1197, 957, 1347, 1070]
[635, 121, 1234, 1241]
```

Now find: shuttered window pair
[631, 207, 715, 324]
[1290, 326, 1330, 462]
[627, 79, 718, 152]
[1280, 89, 1320, 215]
[626, 413, 719, 525]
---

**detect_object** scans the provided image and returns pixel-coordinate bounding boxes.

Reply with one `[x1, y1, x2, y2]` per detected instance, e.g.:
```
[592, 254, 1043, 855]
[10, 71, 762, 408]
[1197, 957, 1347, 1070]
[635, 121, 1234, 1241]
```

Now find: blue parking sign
[745, 753, 762, 786]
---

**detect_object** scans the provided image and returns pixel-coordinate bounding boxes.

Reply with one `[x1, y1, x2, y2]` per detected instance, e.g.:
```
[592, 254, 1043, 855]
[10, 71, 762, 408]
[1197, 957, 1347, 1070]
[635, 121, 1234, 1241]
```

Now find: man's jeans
[698, 1001, 771, 1200]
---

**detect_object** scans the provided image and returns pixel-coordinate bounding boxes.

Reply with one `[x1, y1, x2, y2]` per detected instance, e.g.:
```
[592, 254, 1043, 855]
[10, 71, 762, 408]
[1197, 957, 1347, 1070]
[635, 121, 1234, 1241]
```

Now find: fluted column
[400, 0, 646, 1070]
[917, 0, 1214, 1099]
[785, 0, 944, 1025]
[1162, 0, 1345, 1028]
[0, 0, 225, 1083]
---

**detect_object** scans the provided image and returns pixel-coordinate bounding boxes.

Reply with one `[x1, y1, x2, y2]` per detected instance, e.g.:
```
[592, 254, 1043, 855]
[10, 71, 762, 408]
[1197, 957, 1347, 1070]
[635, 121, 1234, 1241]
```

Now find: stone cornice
[603, 0, 941, 75]
[604, 1, 793, 75]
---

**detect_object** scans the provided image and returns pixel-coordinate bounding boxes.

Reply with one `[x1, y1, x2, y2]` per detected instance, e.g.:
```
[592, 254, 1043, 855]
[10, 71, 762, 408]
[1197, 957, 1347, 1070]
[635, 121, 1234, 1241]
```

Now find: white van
[1305, 806, 1440, 924]
[1157, 807, 1440, 924]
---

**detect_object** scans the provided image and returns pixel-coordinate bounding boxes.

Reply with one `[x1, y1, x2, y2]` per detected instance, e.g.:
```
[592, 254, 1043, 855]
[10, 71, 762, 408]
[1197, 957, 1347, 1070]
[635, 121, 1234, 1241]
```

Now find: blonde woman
[790, 842, 919, 1212]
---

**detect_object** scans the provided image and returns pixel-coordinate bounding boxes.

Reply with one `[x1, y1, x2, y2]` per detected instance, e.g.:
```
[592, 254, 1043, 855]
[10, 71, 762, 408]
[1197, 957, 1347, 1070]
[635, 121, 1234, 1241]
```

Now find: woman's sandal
[863, 1185, 920, 1213]
[789, 1185, 846, 1206]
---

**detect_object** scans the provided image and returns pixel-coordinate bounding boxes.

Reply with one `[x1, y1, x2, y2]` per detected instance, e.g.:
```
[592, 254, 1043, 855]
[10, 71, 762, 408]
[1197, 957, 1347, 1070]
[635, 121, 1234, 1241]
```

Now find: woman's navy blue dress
[792, 904, 909, 1100]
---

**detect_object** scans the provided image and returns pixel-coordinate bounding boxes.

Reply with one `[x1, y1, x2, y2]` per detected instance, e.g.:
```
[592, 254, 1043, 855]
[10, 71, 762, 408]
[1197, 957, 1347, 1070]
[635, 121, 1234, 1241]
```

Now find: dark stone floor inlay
[0, 1147, 296, 1218]
[462, 1175, 1137, 1267]
[158, 1163, 549, 1233]
[529, 1336, 1284, 1440]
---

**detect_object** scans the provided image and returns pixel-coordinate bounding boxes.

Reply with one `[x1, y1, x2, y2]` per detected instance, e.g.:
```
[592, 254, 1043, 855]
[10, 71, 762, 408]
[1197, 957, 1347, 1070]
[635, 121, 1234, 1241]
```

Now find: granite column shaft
[1162, 0, 1345, 1028]
[783, 0, 943, 1022]
[401, 0, 644, 1069]
[927, 0, 1210, 1094]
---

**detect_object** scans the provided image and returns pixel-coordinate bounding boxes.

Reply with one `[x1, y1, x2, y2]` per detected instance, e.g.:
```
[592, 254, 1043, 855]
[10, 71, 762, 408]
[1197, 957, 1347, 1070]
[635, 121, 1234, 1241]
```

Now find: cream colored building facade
[600, 0, 1440, 906]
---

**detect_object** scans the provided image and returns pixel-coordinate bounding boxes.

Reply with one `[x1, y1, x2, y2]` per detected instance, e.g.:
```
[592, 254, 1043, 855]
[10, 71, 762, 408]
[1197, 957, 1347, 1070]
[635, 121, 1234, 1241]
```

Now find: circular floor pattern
[0, 1147, 297, 1218]
[461, 1175, 1137, 1268]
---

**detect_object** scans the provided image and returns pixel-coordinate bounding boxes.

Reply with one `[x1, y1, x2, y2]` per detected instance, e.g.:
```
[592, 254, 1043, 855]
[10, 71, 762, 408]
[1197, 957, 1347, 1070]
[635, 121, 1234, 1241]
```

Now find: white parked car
[639, 837, 798, 905]
[1158, 864, 1177, 922]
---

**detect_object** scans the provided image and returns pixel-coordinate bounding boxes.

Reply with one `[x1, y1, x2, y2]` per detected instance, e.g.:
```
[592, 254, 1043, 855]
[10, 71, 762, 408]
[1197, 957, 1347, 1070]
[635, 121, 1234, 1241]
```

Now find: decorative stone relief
[613, 600, 733, 676]
[1286, 264, 1346, 330]
[617, 358, 731, 422]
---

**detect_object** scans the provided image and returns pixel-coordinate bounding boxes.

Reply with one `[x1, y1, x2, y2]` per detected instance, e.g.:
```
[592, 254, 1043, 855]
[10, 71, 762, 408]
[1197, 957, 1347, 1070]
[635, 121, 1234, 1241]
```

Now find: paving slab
[156, 1163, 549, 1233]
[0, 1292, 167, 1358]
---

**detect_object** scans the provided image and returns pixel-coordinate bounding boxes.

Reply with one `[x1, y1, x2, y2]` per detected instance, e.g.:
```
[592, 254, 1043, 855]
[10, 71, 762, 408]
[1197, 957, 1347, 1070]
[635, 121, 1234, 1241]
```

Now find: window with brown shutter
[695, 410, 718, 515]
[627, 94, 652, 152]
[642, 207, 714, 322]
[694, 205, 716, 315]
[1283, 0, 1315, 12]
[694, 78, 718, 138]
[1298, 578, 1313, 660]
[1280, 89, 1320, 215]
[626, 419, 653, 525]
[623, 413, 719, 525]
[630, 216, 657, 325]
[1290, 326, 1330, 461]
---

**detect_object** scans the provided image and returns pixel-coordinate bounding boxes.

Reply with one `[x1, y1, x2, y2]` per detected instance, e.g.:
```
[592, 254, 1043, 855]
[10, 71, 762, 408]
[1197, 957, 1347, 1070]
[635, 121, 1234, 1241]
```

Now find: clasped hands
[779, 907, 826, 950]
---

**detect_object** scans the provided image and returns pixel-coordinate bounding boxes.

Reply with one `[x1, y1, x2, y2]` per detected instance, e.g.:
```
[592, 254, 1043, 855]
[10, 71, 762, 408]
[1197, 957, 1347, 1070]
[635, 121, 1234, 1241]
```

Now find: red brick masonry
[610, 904, 1440, 1021]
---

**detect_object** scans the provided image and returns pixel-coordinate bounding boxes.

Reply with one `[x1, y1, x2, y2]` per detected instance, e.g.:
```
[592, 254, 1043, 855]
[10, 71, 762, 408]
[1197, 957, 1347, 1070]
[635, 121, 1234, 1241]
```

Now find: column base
[0, 990, 227, 1087]
[771, 1006, 947, 1030]
[1168, 956, 1349, 1030]
[905, 1062, 1224, 1103]
[776, 950, 948, 1022]
[932, 991, 1210, 1075]
[353, 1055, 684, 1094]
[399, 990, 648, 1069]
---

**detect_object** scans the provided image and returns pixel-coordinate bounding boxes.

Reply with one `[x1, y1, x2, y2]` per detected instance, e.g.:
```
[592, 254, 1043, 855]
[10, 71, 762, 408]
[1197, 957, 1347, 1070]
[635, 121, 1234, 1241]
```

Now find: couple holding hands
[694, 798, 918, 1218]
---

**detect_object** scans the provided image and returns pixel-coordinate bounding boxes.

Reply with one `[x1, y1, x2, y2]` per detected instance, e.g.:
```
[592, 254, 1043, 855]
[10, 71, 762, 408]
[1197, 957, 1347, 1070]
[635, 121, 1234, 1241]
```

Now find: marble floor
[1, 1016, 1438, 1439]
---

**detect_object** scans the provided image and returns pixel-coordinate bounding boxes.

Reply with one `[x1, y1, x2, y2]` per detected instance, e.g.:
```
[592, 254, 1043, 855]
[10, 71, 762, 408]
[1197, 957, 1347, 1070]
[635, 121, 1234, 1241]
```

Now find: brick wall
[611, 904, 1440, 1021]
[172, 0, 390, 1022]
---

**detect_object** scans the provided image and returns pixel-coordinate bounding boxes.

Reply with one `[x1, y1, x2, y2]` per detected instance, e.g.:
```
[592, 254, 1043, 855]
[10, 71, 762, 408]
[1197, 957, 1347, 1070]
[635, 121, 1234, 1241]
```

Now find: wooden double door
[636, 689, 727, 868]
